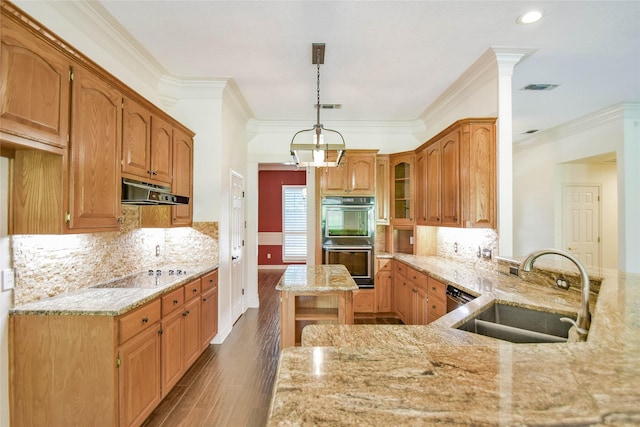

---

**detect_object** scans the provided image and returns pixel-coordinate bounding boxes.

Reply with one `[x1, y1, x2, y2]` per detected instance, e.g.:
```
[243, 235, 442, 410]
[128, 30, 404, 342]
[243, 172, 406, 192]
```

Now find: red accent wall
[258, 170, 306, 265]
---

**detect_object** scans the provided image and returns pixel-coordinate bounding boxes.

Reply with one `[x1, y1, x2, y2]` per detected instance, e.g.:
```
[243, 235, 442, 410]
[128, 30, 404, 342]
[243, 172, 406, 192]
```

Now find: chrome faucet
[520, 248, 591, 341]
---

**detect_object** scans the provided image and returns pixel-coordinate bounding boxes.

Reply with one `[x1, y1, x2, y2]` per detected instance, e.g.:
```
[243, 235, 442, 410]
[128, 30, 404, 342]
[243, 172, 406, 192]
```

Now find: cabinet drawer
[394, 262, 407, 277]
[427, 277, 447, 300]
[201, 270, 218, 292]
[119, 299, 161, 344]
[428, 297, 446, 319]
[406, 266, 427, 287]
[161, 287, 184, 317]
[377, 259, 392, 271]
[184, 278, 202, 301]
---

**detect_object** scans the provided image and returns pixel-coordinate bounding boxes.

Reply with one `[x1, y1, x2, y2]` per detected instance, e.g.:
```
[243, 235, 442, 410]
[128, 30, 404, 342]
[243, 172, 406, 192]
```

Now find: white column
[620, 105, 640, 272]
[492, 49, 530, 256]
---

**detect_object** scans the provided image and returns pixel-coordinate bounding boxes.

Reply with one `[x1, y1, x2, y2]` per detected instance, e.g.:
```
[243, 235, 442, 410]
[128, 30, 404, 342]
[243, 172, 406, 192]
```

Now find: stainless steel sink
[455, 303, 572, 343]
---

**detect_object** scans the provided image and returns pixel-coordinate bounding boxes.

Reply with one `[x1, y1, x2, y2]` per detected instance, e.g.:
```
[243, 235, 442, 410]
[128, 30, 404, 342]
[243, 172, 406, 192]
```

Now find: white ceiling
[93, 1, 639, 142]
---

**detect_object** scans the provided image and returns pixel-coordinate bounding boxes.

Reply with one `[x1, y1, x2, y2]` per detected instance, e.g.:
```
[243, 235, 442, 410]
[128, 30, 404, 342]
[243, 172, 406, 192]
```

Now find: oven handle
[323, 245, 373, 251]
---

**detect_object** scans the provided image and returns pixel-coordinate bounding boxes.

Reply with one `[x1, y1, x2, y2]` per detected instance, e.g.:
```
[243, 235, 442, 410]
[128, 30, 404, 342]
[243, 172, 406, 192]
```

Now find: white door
[563, 184, 601, 268]
[231, 171, 246, 322]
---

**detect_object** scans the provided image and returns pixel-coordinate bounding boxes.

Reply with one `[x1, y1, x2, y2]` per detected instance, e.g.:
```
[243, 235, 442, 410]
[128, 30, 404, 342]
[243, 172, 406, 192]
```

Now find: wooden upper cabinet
[440, 130, 460, 226]
[415, 150, 427, 225]
[389, 152, 415, 225]
[171, 129, 193, 226]
[0, 15, 70, 151]
[319, 150, 376, 195]
[68, 65, 122, 232]
[375, 155, 390, 224]
[424, 143, 441, 225]
[121, 97, 173, 185]
[415, 118, 495, 229]
[460, 120, 496, 228]
[150, 115, 173, 184]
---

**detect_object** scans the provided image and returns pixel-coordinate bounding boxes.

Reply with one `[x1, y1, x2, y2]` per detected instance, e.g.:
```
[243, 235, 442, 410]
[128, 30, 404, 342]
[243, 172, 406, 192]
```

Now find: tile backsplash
[11, 206, 219, 305]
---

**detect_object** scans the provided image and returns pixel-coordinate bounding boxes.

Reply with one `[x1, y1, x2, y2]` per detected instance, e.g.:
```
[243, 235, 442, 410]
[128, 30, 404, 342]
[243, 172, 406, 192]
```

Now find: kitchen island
[267, 255, 640, 425]
[276, 264, 358, 349]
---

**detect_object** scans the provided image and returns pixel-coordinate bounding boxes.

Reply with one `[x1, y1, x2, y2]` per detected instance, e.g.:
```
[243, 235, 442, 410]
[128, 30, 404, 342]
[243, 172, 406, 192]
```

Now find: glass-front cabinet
[390, 152, 415, 225]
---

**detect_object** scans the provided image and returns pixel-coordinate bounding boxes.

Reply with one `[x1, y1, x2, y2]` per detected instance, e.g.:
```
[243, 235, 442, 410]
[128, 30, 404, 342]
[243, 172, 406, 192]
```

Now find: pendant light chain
[316, 47, 321, 127]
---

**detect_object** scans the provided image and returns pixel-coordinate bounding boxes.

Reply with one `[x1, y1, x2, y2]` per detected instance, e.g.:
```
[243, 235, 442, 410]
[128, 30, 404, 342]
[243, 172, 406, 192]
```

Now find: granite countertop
[276, 264, 358, 292]
[9, 263, 219, 316]
[267, 255, 640, 426]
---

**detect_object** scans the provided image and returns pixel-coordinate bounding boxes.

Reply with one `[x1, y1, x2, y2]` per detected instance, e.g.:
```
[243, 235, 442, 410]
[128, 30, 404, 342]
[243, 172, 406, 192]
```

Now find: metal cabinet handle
[173, 299, 179, 304]
[232, 256, 239, 260]
[142, 317, 149, 324]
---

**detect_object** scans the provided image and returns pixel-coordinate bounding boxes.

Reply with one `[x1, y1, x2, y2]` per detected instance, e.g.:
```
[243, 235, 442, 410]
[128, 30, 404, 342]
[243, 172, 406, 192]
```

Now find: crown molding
[513, 103, 633, 153]
[247, 119, 420, 136]
[419, 47, 536, 132]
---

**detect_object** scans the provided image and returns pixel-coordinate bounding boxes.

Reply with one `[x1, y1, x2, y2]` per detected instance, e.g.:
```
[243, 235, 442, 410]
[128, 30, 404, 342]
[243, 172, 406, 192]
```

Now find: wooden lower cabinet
[9, 269, 218, 427]
[200, 270, 219, 350]
[392, 261, 430, 325]
[353, 289, 375, 313]
[118, 322, 162, 427]
[427, 277, 447, 323]
[375, 259, 393, 313]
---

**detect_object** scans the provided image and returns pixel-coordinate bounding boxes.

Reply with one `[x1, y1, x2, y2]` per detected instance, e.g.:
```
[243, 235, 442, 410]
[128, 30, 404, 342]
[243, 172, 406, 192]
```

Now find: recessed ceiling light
[516, 10, 544, 25]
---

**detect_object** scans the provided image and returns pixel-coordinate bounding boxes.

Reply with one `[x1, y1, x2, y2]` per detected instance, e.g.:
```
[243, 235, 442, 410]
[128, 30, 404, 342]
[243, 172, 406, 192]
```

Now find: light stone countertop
[9, 263, 218, 316]
[267, 255, 640, 426]
[276, 264, 358, 292]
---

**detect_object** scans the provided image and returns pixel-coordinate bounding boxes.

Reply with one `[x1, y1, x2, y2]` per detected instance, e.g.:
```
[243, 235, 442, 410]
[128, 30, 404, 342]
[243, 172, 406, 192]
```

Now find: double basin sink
[455, 302, 573, 344]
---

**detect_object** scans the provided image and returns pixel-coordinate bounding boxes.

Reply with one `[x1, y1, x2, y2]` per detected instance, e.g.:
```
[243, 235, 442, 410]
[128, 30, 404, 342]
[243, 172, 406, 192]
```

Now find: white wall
[512, 104, 639, 273]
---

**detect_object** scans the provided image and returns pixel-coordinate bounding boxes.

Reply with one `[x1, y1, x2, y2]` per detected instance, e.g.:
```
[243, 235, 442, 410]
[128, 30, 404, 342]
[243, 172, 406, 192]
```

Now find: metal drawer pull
[173, 299, 179, 304]
[142, 317, 149, 324]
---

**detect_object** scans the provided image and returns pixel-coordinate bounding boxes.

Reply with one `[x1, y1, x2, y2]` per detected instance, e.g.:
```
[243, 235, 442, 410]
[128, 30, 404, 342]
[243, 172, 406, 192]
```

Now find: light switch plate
[2, 268, 15, 291]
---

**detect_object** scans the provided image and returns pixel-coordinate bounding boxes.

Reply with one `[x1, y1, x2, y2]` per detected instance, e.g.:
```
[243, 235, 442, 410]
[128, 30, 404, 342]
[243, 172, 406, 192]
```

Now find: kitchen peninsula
[277, 264, 358, 349]
[267, 255, 640, 425]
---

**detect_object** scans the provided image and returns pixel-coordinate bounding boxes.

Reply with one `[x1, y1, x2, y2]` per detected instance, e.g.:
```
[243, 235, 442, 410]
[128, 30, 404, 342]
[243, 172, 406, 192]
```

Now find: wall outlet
[2, 268, 15, 291]
[155, 244, 161, 257]
[267, 253, 271, 259]
[509, 266, 519, 276]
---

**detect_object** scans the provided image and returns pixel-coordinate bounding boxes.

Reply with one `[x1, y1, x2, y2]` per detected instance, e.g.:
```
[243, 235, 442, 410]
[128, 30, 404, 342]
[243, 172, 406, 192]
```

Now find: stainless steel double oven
[321, 196, 375, 288]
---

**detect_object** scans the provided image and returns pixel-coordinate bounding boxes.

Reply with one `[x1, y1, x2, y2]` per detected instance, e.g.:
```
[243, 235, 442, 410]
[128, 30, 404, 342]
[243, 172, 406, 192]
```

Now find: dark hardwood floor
[142, 269, 283, 427]
[142, 269, 403, 427]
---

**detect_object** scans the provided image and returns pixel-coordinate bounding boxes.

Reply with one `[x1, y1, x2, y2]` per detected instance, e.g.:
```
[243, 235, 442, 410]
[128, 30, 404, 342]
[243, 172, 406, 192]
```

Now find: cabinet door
[150, 115, 173, 185]
[0, 16, 70, 150]
[465, 122, 496, 228]
[121, 97, 151, 179]
[182, 297, 201, 368]
[413, 286, 428, 325]
[171, 129, 193, 226]
[320, 163, 346, 194]
[415, 150, 427, 224]
[390, 153, 415, 224]
[68, 65, 121, 231]
[118, 323, 162, 427]
[348, 155, 375, 195]
[424, 143, 441, 225]
[161, 310, 183, 397]
[375, 155, 390, 224]
[201, 287, 218, 350]
[440, 131, 460, 226]
[375, 271, 392, 313]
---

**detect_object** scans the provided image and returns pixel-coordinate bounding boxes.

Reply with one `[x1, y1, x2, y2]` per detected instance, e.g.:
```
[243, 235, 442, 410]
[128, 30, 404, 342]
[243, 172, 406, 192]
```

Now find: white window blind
[282, 185, 307, 262]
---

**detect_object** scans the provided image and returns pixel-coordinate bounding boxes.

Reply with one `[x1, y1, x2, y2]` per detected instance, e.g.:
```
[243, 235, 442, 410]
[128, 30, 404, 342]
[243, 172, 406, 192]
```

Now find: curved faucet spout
[520, 248, 591, 341]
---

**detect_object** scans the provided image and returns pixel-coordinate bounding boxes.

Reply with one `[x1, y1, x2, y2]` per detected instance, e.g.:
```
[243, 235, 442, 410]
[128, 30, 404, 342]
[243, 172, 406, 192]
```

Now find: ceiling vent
[523, 129, 539, 134]
[317, 104, 342, 110]
[521, 84, 559, 91]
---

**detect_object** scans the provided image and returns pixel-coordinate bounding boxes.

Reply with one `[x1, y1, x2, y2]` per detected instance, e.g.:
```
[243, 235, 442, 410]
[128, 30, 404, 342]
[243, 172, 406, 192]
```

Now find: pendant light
[290, 43, 346, 167]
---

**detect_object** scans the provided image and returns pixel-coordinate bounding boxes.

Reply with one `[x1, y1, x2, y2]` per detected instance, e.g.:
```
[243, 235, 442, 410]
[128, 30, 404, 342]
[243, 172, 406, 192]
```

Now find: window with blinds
[282, 185, 307, 262]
